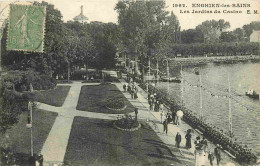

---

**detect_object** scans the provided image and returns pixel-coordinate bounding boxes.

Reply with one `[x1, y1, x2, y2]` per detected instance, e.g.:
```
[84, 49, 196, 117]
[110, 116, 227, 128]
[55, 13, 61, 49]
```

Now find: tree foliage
[243, 21, 260, 39]
[115, 0, 175, 60]
[196, 19, 230, 43]
[181, 29, 204, 44]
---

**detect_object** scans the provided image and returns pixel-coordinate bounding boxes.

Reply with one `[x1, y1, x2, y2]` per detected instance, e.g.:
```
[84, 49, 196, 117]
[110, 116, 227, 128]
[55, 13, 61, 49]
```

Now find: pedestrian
[167, 112, 171, 123]
[201, 137, 208, 151]
[176, 110, 183, 126]
[149, 99, 154, 111]
[127, 84, 131, 92]
[123, 84, 126, 92]
[134, 107, 138, 120]
[154, 100, 159, 112]
[172, 111, 176, 124]
[195, 136, 202, 150]
[175, 132, 182, 148]
[160, 111, 163, 123]
[185, 130, 192, 149]
[38, 154, 44, 166]
[214, 144, 221, 166]
[154, 93, 157, 99]
[159, 103, 164, 112]
[150, 94, 154, 105]
[208, 151, 215, 166]
[131, 89, 135, 99]
[163, 119, 168, 135]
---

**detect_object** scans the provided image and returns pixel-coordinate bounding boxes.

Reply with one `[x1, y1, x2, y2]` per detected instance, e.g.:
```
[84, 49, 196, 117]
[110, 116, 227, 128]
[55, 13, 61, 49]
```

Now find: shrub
[0, 70, 54, 133]
[115, 114, 139, 130]
[1, 70, 56, 91]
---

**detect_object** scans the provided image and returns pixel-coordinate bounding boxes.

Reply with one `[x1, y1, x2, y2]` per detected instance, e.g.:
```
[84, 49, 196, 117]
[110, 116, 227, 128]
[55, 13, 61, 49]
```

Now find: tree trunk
[85, 62, 88, 80]
[141, 55, 145, 83]
[67, 61, 70, 82]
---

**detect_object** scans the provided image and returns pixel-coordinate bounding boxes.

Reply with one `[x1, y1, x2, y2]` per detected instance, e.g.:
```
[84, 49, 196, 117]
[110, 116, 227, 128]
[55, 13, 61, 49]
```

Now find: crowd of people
[123, 81, 138, 100]
[137, 82, 258, 165]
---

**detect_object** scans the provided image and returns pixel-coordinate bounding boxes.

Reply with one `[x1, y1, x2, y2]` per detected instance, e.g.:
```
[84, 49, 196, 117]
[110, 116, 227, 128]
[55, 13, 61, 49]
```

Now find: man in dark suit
[175, 132, 182, 148]
[214, 144, 221, 165]
[134, 107, 138, 120]
[163, 119, 168, 135]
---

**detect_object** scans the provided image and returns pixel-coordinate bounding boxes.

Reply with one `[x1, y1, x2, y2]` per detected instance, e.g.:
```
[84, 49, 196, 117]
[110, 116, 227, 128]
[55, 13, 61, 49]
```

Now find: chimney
[81, 5, 83, 15]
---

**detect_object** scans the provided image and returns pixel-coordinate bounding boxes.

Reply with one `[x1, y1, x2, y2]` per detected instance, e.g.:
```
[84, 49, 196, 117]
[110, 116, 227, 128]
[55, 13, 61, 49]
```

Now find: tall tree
[61, 25, 80, 82]
[196, 19, 230, 43]
[115, 0, 175, 80]
[181, 29, 204, 44]
[243, 21, 260, 39]
[87, 22, 119, 70]
[232, 28, 244, 41]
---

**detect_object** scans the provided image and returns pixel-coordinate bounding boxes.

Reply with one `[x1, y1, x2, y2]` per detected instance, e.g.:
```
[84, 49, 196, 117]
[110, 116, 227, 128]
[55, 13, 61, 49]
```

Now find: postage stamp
[7, 4, 46, 52]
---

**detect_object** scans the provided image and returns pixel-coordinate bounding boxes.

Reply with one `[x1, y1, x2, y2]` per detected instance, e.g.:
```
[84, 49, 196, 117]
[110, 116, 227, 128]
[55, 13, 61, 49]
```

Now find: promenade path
[37, 80, 237, 166]
[118, 79, 238, 166]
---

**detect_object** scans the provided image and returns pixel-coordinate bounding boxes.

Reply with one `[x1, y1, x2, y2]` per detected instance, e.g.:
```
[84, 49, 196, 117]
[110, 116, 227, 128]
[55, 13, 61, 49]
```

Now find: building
[73, 5, 88, 24]
[250, 30, 260, 42]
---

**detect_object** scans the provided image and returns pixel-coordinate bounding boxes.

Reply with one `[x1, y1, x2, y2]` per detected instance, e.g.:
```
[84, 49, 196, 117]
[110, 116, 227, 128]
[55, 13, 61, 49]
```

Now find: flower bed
[114, 114, 141, 131]
[139, 82, 257, 165]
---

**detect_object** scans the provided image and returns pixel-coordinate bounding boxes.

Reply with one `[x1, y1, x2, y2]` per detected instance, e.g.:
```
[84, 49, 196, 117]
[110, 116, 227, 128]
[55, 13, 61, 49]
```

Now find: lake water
[155, 61, 260, 154]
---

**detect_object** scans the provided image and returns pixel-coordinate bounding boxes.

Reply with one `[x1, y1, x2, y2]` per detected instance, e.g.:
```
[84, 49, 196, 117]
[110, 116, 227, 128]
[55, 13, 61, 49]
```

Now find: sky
[0, 0, 260, 30]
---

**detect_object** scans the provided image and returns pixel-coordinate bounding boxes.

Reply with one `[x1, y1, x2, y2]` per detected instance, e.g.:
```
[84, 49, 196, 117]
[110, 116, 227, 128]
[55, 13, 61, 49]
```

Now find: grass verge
[76, 84, 134, 114]
[35, 86, 71, 106]
[0, 109, 58, 155]
[63, 117, 194, 166]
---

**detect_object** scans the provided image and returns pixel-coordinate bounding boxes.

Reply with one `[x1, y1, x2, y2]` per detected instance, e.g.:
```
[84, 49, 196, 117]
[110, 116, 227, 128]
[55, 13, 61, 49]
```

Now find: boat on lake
[161, 77, 181, 83]
[245, 90, 259, 99]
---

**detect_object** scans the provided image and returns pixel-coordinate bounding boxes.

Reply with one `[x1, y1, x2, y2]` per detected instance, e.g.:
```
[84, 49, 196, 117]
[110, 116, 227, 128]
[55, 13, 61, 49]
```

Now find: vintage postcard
[0, 0, 259, 166]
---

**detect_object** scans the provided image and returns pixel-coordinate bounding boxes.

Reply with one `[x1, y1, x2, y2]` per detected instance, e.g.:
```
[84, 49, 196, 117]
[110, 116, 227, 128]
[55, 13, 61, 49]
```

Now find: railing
[138, 82, 258, 165]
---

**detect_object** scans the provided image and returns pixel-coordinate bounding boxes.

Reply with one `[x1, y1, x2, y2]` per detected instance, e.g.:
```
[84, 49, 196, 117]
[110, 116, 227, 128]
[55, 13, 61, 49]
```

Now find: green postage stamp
[7, 4, 46, 52]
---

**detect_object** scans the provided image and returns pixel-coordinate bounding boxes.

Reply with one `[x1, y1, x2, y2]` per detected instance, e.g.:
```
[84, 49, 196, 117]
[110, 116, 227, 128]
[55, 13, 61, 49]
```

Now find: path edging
[113, 120, 141, 131]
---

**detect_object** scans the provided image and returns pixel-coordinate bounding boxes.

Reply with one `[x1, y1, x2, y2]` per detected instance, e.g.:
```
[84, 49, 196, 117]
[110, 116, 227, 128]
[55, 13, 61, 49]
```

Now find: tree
[181, 29, 204, 44]
[61, 25, 80, 82]
[220, 32, 236, 42]
[242, 21, 260, 39]
[196, 19, 230, 43]
[87, 22, 119, 70]
[65, 21, 95, 80]
[115, 0, 176, 80]
[232, 28, 244, 41]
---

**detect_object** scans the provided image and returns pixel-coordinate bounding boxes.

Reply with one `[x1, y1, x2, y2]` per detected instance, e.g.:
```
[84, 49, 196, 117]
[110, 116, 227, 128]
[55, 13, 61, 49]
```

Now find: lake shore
[169, 55, 260, 66]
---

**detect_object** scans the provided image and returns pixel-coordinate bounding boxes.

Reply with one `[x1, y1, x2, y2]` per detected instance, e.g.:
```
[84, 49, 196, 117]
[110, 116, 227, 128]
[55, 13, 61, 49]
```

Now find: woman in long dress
[185, 132, 192, 149]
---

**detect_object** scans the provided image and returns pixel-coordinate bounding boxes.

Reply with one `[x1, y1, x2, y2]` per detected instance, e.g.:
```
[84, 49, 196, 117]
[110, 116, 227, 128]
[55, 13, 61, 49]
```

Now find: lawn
[35, 86, 71, 106]
[0, 109, 58, 155]
[76, 84, 134, 114]
[63, 117, 194, 166]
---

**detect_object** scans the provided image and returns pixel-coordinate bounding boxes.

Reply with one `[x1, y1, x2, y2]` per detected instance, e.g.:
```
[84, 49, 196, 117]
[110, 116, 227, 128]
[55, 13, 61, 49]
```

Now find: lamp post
[199, 74, 203, 120]
[27, 84, 34, 157]
[162, 58, 170, 95]
[146, 57, 151, 92]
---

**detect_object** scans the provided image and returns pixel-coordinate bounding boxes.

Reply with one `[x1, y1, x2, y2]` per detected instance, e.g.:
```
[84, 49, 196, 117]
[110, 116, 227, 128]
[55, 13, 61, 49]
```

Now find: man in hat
[214, 144, 221, 165]
[208, 151, 215, 166]
[175, 132, 182, 148]
[123, 84, 126, 92]
[38, 154, 44, 166]
[163, 119, 168, 135]
[134, 107, 138, 120]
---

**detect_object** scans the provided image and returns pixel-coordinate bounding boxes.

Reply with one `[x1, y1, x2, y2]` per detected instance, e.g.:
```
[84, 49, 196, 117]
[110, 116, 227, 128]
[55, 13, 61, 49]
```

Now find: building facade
[250, 30, 260, 42]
